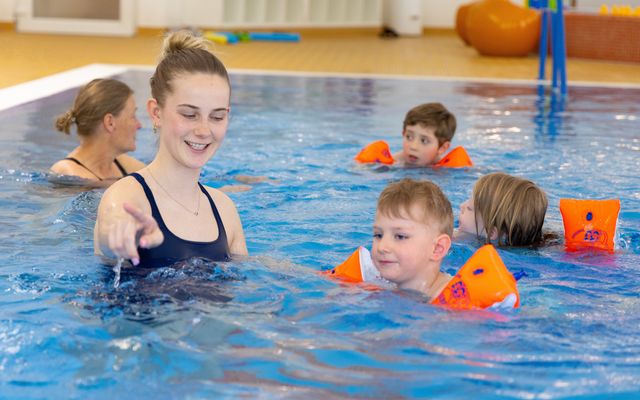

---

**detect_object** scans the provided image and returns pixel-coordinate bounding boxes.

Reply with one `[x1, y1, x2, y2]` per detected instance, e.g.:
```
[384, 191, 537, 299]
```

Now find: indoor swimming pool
[0, 66, 639, 398]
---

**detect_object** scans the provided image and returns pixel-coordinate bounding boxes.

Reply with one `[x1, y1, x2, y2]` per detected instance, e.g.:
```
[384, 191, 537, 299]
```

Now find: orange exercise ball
[465, 0, 540, 57]
[455, 2, 476, 45]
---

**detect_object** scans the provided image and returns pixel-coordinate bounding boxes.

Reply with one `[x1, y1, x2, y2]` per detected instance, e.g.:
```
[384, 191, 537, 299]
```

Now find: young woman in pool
[50, 78, 145, 186]
[94, 30, 248, 267]
[458, 172, 548, 247]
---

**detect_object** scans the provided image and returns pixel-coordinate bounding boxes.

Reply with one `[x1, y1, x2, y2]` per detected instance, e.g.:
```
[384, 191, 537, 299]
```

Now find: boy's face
[372, 204, 444, 289]
[458, 198, 484, 236]
[401, 124, 449, 166]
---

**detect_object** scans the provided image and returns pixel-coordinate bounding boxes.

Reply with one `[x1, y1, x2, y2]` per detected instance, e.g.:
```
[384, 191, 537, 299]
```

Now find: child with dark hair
[355, 102, 472, 168]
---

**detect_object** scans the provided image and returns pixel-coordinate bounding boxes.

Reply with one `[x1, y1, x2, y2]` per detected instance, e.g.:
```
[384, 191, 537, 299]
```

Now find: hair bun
[54, 110, 75, 134]
[160, 30, 210, 60]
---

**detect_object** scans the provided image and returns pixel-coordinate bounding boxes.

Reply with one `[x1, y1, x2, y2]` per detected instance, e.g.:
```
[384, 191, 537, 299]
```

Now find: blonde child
[330, 178, 520, 308]
[458, 172, 548, 246]
[371, 178, 454, 298]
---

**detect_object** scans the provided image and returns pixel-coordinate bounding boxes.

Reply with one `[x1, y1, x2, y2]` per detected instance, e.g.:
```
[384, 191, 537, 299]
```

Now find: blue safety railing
[530, 0, 568, 96]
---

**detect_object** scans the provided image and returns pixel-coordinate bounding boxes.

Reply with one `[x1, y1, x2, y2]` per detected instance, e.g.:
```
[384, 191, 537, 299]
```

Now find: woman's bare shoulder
[203, 185, 234, 205]
[50, 158, 80, 176]
[100, 174, 146, 205]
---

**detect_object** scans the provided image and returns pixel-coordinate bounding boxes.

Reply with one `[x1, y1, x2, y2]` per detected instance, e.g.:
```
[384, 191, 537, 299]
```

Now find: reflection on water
[533, 84, 566, 141]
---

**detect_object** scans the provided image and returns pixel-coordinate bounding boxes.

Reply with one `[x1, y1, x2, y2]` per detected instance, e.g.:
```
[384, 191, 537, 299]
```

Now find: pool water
[1, 69, 639, 398]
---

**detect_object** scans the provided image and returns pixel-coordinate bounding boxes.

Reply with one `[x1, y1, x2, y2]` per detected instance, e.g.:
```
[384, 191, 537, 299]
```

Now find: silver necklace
[147, 168, 200, 216]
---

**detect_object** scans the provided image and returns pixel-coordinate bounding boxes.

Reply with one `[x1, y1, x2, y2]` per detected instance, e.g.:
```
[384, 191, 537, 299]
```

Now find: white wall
[0, 0, 523, 27]
[2, 0, 228, 27]
[421, 0, 470, 28]
[0, 0, 16, 21]
[136, 0, 179, 28]
[135, 0, 224, 28]
[3, 0, 639, 27]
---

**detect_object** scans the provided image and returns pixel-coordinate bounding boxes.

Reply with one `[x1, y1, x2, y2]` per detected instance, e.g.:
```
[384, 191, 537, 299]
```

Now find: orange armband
[354, 140, 395, 165]
[560, 198, 620, 252]
[434, 146, 473, 168]
[325, 247, 389, 289]
[325, 247, 365, 282]
[431, 245, 520, 310]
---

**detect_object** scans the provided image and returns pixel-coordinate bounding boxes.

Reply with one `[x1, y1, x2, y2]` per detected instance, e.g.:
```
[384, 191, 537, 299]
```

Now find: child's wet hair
[473, 172, 548, 246]
[377, 178, 453, 236]
[402, 102, 457, 146]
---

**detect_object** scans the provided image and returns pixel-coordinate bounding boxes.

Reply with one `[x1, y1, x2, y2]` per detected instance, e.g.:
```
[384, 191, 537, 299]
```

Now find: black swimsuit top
[64, 157, 127, 180]
[130, 173, 230, 268]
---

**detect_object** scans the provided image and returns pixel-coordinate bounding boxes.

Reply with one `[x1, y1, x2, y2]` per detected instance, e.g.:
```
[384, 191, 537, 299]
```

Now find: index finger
[122, 202, 154, 226]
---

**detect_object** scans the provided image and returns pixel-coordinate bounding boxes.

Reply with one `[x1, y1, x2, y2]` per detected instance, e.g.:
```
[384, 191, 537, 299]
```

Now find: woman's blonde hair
[150, 30, 229, 107]
[473, 172, 547, 246]
[55, 78, 133, 136]
[377, 178, 453, 236]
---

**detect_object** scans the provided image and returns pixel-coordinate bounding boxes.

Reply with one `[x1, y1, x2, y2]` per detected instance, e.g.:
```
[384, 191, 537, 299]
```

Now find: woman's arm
[207, 188, 248, 257]
[94, 176, 163, 264]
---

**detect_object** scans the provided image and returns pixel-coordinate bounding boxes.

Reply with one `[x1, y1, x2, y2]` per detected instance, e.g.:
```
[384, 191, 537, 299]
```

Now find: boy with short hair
[355, 103, 472, 168]
[329, 178, 520, 309]
[330, 178, 453, 298]
[393, 102, 457, 166]
[372, 178, 453, 297]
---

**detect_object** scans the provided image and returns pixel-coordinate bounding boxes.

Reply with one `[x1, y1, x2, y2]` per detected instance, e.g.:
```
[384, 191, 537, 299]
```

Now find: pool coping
[1, 63, 640, 112]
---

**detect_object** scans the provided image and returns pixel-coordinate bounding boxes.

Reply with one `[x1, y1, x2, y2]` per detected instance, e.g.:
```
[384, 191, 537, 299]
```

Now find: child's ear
[488, 227, 499, 241]
[437, 141, 451, 156]
[432, 233, 452, 261]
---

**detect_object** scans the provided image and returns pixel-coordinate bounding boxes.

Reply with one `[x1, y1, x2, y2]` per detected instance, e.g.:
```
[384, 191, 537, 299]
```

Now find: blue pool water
[1, 69, 639, 398]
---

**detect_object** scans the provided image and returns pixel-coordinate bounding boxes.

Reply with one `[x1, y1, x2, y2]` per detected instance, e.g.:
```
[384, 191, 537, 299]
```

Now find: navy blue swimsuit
[130, 173, 230, 268]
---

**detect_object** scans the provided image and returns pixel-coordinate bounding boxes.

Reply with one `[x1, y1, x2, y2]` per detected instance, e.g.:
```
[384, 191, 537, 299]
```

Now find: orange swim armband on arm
[325, 247, 389, 287]
[355, 140, 395, 165]
[431, 245, 520, 310]
[559, 198, 620, 252]
[325, 247, 366, 282]
[328, 245, 520, 310]
[434, 146, 473, 168]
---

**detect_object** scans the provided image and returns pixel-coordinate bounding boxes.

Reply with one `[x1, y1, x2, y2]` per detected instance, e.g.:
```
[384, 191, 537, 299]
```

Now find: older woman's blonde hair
[55, 78, 133, 137]
[473, 172, 547, 246]
[377, 178, 453, 236]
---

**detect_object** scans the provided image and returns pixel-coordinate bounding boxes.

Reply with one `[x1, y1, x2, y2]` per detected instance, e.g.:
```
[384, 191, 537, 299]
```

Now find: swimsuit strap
[129, 172, 169, 232]
[63, 157, 128, 180]
[63, 157, 102, 181]
[198, 182, 227, 240]
[114, 158, 128, 177]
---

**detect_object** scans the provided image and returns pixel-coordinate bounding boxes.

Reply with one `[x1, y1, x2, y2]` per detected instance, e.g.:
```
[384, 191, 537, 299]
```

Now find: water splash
[113, 258, 123, 289]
